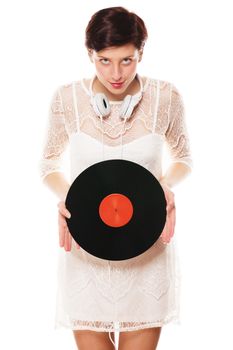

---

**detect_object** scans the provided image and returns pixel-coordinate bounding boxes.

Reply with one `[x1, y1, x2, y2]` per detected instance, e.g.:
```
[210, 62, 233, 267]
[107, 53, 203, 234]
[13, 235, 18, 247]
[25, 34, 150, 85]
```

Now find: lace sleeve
[38, 86, 69, 181]
[165, 83, 193, 170]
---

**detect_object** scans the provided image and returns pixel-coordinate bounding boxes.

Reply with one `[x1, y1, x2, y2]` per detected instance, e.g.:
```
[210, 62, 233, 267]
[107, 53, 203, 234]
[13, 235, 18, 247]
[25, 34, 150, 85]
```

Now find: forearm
[42, 172, 70, 201]
[159, 162, 192, 188]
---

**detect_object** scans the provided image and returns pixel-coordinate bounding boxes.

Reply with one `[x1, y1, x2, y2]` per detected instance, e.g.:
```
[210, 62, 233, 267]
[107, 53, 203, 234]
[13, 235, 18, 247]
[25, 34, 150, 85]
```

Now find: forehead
[95, 44, 138, 58]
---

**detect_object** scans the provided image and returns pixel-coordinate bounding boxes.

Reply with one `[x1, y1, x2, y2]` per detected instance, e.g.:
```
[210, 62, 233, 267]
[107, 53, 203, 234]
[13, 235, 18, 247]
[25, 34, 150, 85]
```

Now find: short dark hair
[85, 6, 148, 52]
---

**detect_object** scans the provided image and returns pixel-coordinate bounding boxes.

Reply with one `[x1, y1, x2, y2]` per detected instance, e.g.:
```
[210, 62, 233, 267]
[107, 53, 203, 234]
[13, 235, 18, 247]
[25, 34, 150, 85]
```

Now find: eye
[100, 58, 110, 65]
[122, 58, 132, 65]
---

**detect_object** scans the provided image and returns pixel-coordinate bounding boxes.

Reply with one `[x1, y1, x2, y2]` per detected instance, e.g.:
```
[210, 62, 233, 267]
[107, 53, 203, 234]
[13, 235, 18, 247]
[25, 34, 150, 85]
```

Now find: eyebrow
[97, 55, 135, 59]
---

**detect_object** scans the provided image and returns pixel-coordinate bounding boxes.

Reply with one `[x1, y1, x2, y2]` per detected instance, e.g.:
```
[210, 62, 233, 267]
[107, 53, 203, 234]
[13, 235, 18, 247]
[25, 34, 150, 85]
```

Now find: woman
[39, 6, 193, 350]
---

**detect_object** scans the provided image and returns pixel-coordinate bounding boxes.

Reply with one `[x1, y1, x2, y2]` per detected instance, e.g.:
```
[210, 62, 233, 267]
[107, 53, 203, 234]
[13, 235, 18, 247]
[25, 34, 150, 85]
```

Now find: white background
[0, 0, 233, 349]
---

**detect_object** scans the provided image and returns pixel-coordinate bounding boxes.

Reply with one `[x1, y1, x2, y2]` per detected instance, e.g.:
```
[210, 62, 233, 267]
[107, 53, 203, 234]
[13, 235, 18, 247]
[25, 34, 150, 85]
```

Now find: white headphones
[90, 74, 144, 121]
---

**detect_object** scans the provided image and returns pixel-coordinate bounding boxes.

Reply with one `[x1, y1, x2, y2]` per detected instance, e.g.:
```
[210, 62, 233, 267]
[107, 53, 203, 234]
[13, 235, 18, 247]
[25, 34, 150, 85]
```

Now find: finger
[166, 196, 175, 215]
[166, 213, 172, 243]
[162, 185, 173, 202]
[165, 196, 175, 236]
[164, 192, 169, 207]
[170, 207, 176, 238]
[160, 226, 167, 243]
[162, 201, 170, 242]
[75, 241, 81, 250]
[58, 216, 65, 247]
[165, 195, 173, 215]
[162, 206, 173, 244]
[161, 216, 169, 243]
[167, 198, 176, 238]
[161, 190, 175, 243]
[68, 232, 72, 250]
[58, 212, 67, 247]
[64, 227, 71, 252]
[58, 212, 67, 228]
[64, 227, 70, 251]
[65, 228, 71, 251]
[57, 201, 71, 219]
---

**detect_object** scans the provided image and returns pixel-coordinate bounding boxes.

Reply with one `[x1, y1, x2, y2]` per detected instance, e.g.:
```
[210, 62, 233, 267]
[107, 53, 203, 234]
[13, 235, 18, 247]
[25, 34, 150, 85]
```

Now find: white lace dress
[38, 75, 193, 337]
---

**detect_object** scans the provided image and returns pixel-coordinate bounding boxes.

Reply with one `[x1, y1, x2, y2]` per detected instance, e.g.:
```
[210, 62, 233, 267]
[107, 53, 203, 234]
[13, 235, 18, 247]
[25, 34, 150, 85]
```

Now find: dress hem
[54, 313, 181, 332]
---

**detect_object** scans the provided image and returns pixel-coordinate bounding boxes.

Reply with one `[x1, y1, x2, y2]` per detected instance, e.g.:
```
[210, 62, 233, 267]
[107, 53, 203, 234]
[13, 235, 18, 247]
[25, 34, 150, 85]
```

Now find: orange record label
[99, 193, 133, 228]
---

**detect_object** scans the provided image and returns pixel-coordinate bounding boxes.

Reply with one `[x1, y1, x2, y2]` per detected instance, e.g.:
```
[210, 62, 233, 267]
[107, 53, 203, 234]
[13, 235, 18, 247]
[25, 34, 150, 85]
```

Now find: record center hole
[99, 193, 133, 228]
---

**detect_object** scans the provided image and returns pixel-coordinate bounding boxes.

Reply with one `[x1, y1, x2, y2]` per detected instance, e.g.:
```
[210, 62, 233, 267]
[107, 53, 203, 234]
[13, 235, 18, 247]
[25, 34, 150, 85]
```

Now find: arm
[158, 83, 193, 243]
[161, 83, 193, 188]
[38, 86, 80, 252]
[43, 172, 70, 201]
[38, 86, 70, 200]
[159, 162, 191, 188]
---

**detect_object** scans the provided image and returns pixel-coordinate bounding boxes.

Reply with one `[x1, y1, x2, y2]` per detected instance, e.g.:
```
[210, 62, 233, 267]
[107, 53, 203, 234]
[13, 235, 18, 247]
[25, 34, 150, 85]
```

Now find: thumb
[75, 241, 80, 249]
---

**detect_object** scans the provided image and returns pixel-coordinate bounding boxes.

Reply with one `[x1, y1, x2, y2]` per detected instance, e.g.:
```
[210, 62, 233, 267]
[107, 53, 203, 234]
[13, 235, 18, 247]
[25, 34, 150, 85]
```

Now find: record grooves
[65, 159, 166, 261]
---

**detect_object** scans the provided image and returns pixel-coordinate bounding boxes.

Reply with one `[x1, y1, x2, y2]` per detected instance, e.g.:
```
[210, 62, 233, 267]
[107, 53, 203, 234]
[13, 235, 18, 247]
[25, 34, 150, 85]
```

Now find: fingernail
[67, 212, 71, 218]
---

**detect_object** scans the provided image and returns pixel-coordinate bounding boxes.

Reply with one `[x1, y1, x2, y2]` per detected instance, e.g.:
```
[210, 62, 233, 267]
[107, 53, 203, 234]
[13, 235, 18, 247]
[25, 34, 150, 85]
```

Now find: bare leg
[73, 330, 116, 350]
[118, 327, 162, 350]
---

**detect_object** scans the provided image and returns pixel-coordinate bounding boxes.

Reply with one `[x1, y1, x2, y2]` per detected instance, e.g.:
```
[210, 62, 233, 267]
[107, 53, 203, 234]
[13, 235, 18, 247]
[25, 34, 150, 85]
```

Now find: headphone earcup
[120, 92, 142, 120]
[91, 93, 111, 118]
[119, 95, 133, 120]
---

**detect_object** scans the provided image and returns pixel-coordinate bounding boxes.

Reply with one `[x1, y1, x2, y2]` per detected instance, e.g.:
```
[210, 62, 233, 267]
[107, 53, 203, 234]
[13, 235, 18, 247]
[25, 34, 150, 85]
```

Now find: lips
[110, 81, 125, 89]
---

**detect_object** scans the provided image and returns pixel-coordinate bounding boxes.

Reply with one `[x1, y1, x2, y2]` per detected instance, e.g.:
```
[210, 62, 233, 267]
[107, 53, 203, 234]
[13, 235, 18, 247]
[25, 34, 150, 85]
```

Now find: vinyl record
[65, 159, 167, 261]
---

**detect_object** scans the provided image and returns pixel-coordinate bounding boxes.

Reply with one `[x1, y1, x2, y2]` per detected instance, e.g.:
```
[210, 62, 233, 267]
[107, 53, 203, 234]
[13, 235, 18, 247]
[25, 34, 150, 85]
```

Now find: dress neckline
[71, 130, 165, 149]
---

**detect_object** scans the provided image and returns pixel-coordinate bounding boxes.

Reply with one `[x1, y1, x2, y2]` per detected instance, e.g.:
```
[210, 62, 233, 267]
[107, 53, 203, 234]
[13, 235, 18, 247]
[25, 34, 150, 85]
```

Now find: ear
[138, 49, 143, 62]
[88, 49, 94, 63]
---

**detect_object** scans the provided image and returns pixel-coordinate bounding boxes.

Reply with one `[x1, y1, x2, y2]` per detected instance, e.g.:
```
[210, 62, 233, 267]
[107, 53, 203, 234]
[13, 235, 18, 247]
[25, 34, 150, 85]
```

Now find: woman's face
[88, 43, 143, 97]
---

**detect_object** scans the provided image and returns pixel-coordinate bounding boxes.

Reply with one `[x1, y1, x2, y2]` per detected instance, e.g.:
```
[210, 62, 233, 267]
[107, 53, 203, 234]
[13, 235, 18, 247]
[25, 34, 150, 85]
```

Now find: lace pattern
[57, 316, 180, 332]
[38, 76, 193, 180]
[165, 84, 193, 167]
[55, 237, 181, 332]
[39, 88, 69, 180]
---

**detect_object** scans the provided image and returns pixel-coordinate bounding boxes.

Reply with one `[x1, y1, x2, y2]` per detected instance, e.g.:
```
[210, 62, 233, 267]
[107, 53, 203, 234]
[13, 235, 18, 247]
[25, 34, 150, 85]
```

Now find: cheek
[126, 62, 138, 75]
[94, 63, 109, 78]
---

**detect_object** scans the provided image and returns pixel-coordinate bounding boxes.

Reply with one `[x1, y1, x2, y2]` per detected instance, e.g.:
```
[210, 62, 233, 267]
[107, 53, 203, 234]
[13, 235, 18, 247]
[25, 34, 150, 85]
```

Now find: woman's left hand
[159, 181, 176, 244]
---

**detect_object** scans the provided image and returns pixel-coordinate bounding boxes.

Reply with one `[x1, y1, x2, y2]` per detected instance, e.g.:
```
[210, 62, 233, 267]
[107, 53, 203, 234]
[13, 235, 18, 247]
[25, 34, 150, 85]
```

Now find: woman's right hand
[57, 201, 80, 251]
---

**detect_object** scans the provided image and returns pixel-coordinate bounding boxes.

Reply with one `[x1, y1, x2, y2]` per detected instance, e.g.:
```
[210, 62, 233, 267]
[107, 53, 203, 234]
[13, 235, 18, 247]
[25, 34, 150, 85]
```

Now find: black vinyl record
[65, 159, 167, 261]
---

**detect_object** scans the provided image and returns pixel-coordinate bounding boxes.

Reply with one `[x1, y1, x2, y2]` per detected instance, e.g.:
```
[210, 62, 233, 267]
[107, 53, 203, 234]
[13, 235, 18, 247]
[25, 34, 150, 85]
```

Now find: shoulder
[144, 76, 169, 87]
[59, 77, 91, 99]
[59, 80, 76, 95]
[56, 79, 80, 104]
[143, 76, 175, 105]
[143, 76, 175, 100]
[60, 77, 92, 89]
[144, 76, 181, 95]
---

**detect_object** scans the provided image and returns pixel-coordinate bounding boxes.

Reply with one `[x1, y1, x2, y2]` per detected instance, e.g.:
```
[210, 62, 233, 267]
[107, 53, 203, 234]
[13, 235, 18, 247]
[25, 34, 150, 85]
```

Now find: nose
[111, 64, 122, 82]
